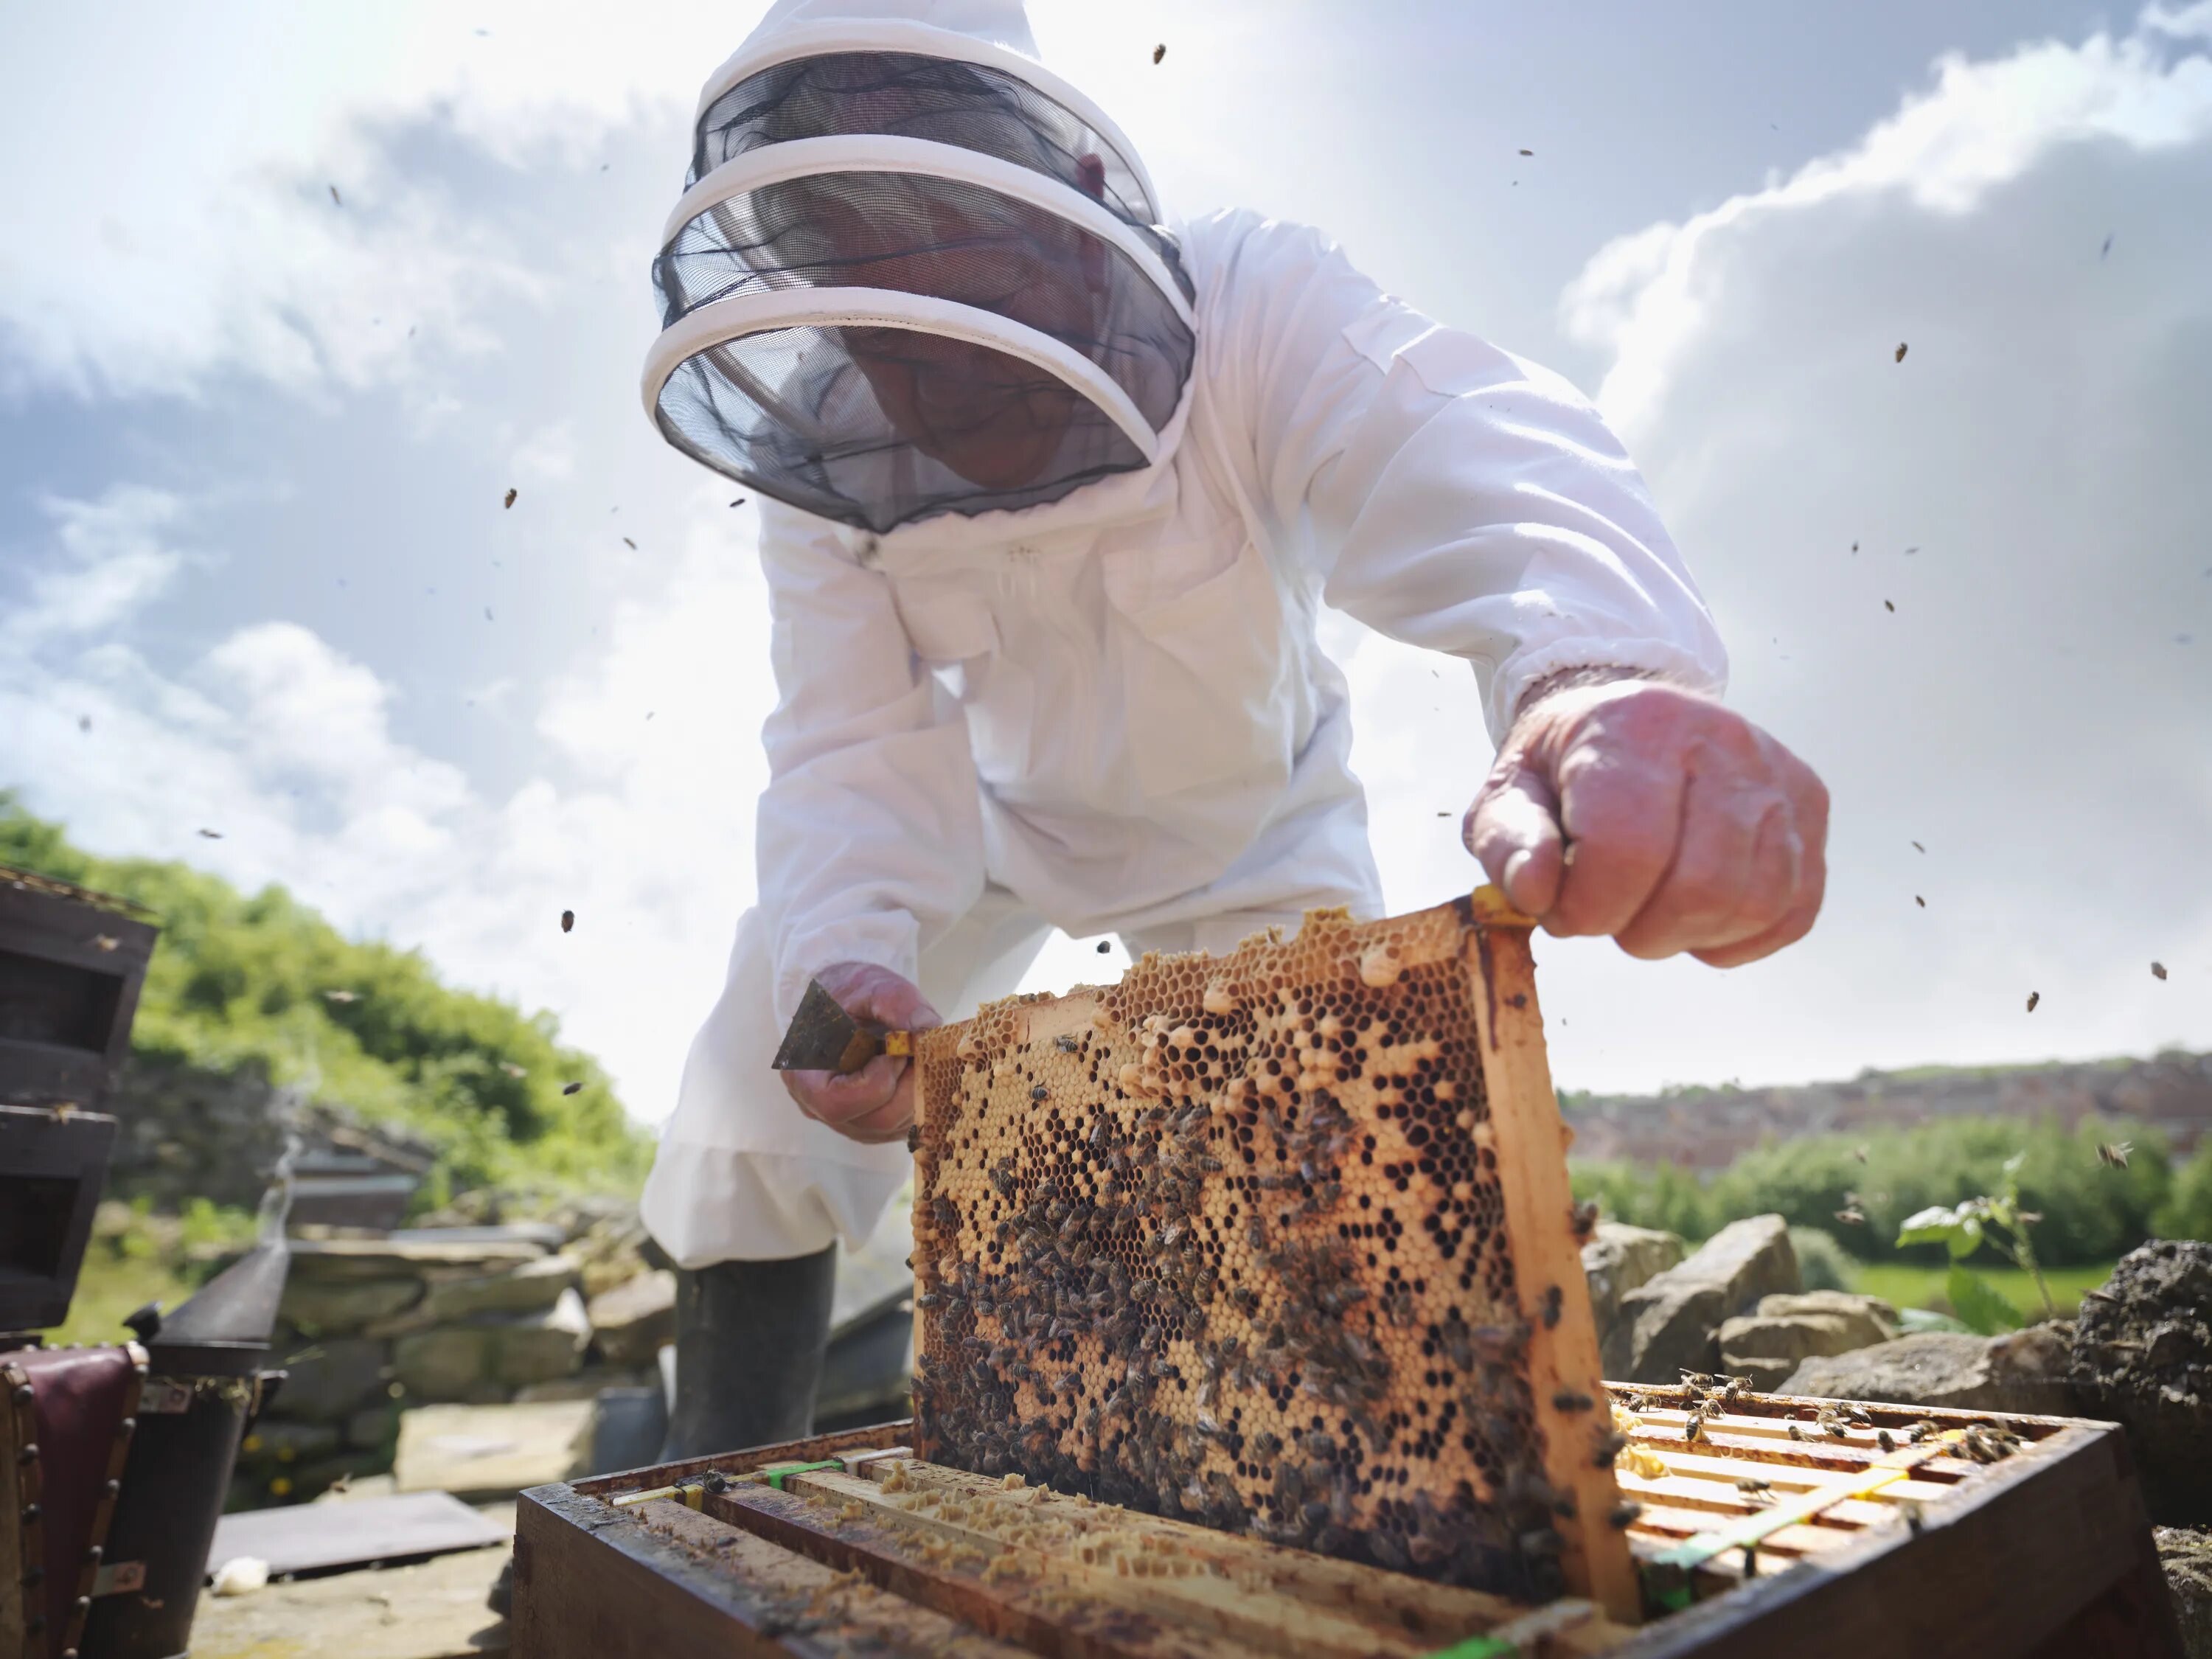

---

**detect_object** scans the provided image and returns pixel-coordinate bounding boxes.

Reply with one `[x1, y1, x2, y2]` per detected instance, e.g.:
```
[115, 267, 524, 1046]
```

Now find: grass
[47, 1200, 257, 1347]
[1847, 1259, 2118, 1323]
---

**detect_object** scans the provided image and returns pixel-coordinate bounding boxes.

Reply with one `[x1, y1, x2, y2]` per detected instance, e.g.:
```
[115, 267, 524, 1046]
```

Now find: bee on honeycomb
[908, 895, 1627, 1605]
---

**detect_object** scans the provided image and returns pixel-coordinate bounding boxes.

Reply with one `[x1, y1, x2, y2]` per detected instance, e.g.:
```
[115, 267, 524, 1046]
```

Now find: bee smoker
[77, 1231, 289, 1659]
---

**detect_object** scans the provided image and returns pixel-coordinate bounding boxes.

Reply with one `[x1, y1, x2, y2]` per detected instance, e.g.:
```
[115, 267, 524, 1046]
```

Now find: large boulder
[2070, 1240, 2212, 1526]
[1607, 1214, 1799, 1383]
[274, 1336, 392, 1421]
[588, 1268, 676, 1368]
[279, 1275, 422, 1337]
[1583, 1223, 1686, 1355]
[392, 1327, 497, 1402]
[1719, 1291, 1899, 1391]
[392, 1399, 594, 1500]
[486, 1286, 594, 1386]
[1780, 1324, 2080, 1414]
[286, 1236, 546, 1279]
[420, 1253, 582, 1323]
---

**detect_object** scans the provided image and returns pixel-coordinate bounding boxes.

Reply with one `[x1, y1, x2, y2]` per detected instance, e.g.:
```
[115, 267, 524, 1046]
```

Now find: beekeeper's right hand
[780, 961, 942, 1145]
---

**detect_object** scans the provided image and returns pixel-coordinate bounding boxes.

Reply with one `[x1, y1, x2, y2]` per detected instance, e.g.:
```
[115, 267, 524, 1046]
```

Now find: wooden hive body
[910, 889, 1637, 1618]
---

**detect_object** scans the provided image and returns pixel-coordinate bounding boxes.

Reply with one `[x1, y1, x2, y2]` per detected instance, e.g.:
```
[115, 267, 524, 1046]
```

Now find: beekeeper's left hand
[1463, 674, 1828, 966]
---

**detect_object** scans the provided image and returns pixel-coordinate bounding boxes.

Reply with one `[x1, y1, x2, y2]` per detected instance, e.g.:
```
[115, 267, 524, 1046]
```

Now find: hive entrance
[910, 893, 1632, 1611]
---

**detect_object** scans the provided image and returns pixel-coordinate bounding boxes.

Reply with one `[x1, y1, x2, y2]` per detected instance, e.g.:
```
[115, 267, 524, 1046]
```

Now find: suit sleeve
[1194, 213, 1728, 739]
[751, 505, 988, 1028]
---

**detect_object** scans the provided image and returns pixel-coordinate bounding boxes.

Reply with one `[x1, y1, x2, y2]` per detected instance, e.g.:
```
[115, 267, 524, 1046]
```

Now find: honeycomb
[910, 894, 1621, 1604]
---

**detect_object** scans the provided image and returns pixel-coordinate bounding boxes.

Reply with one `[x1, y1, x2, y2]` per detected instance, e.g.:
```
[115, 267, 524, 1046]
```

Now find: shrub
[1571, 1113, 2187, 1267]
[1788, 1227, 1857, 1292]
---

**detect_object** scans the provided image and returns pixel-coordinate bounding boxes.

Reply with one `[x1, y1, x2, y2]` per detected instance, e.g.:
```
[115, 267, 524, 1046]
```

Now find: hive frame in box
[511, 1391, 2183, 1658]
[908, 891, 1636, 1618]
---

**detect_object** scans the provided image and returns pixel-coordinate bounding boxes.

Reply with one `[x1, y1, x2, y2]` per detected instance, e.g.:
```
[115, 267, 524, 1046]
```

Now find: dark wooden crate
[0, 1105, 119, 1331]
[513, 1391, 2183, 1658]
[0, 867, 157, 1110]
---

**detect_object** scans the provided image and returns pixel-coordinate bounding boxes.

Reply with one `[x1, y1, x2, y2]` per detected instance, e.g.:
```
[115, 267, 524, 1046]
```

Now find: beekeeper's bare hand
[1463, 675, 1828, 966]
[781, 961, 942, 1144]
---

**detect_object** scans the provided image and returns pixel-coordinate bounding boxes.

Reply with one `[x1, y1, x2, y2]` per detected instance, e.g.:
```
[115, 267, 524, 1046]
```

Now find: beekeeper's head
[643, 0, 1194, 533]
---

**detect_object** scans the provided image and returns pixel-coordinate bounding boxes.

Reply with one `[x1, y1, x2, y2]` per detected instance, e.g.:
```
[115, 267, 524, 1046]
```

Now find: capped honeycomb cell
[908, 891, 1633, 1613]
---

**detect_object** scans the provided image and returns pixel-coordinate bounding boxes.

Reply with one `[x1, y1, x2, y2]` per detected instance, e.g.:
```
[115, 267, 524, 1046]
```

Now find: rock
[276, 1337, 392, 1421]
[1780, 1324, 2081, 1414]
[420, 1253, 582, 1323]
[394, 1327, 495, 1401]
[279, 1276, 424, 1337]
[486, 1287, 593, 1387]
[393, 1399, 594, 1500]
[2157, 1528, 2212, 1659]
[588, 1268, 675, 1368]
[1719, 1292, 1900, 1391]
[2071, 1240, 2212, 1526]
[1582, 1223, 1685, 1358]
[1608, 1214, 1799, 1383]
[288, 1236, 546, 1280]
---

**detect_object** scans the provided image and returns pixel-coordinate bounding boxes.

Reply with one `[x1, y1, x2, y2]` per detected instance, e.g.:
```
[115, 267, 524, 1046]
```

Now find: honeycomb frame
[908, 889, 1636, 1619]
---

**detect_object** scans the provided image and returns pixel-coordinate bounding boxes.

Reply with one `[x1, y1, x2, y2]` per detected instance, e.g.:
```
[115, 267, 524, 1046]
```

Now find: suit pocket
[1107, 534, 1294, 807]
[888, 579, 1032, 786]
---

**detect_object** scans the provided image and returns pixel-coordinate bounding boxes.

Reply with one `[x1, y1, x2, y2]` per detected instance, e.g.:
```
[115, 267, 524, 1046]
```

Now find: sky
[2, 0, 2208, 1135]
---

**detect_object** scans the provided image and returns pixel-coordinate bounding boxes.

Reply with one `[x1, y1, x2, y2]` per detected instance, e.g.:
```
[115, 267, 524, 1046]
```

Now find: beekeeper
[636, 0, 1828, 1455]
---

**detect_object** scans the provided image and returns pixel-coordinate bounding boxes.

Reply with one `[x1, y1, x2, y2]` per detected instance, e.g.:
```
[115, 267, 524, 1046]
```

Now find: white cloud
[1563, 7, 2212, 442]
[1, 482, 774, 1122]
[1490, 3, 2212, 1091]
[3, 488, 190, 640]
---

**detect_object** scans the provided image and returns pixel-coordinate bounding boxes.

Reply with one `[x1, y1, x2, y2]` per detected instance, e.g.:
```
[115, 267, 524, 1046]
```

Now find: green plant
[0, 795, 650, 1203]
[1895, 1152, 2056, 1332]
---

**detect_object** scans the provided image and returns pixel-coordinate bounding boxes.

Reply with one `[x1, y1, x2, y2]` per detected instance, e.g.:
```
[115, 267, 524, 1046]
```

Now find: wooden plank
[706, 1478, 1244, 1659]
[1463, 897, 1637, 1624]
[1604, 1422, 2183, 1659]
[633, 1500, 1037, 1658]
[782, 1464, 1582, 1659]
[515, 1483, 1040, 1659]
[879, 1459, 1544, 1642]
[209, 1490, 506, 1579]
[568, 1419, 914, 1498]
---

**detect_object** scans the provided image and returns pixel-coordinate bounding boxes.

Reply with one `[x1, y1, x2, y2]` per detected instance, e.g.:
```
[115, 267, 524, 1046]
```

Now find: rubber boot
[659, 1245, 838, 1460]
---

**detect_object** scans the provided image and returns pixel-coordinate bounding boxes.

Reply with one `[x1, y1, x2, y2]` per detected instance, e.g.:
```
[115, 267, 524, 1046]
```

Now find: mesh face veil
[644, 7, 1196, 533]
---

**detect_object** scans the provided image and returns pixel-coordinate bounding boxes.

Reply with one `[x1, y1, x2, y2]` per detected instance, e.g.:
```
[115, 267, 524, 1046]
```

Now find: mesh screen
[692, 51, 1182, 293]
[655, 323, 1152, 533]
[658, 171, 1190, 434]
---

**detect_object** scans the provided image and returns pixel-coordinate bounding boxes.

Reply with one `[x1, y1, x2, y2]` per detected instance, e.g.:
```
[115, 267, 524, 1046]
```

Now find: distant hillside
[1, 796, 650, 1207]
[1562, 1050, 2212, 1171]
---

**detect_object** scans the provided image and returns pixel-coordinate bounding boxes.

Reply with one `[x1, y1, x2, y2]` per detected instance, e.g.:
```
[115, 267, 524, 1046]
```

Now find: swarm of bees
[907, 905, 1610, 1601]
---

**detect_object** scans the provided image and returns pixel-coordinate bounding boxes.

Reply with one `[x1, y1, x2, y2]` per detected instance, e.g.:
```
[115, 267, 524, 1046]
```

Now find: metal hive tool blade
[772, 978, 883, 1074]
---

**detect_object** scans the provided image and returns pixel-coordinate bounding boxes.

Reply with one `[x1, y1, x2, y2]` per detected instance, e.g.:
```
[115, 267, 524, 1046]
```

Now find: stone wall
[235, 1214, 673, 1506]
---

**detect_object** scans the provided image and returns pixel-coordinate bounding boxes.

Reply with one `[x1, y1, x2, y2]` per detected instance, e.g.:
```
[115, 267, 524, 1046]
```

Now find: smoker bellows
[908, 889, 1636, 1615]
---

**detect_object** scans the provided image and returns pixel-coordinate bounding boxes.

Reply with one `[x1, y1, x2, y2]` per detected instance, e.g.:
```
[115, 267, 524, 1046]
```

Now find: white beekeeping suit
[640, 0, 1727, 1267]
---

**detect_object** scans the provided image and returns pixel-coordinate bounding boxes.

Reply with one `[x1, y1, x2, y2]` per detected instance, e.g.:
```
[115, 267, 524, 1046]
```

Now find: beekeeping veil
[643, 0, 1196, 534]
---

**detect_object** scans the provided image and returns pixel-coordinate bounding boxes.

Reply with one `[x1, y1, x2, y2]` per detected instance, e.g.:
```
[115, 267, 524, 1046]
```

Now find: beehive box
[908, 891, 1637, 1617]
[512, 1392, 2185, 1658]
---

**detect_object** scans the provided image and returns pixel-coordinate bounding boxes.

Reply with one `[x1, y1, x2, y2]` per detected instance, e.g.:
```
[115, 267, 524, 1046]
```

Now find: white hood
[643, 0, 1193, 535]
